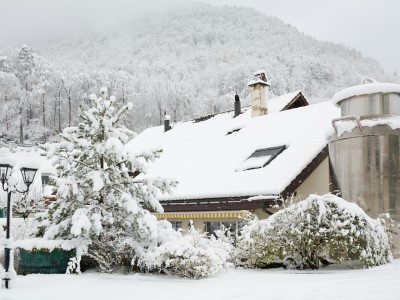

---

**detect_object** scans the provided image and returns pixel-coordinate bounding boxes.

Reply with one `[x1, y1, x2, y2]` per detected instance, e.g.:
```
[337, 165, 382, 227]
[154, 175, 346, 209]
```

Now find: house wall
[294, 157, 330, 200]
[253, 208, 279, 220]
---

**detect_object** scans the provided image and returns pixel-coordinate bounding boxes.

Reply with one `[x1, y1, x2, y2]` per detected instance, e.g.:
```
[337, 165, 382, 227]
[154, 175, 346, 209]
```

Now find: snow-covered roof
[332, 83, 400, 106]
[268, 90, 304, 112]
[126, 92, 340, 202]
[0, 147, 54, 174]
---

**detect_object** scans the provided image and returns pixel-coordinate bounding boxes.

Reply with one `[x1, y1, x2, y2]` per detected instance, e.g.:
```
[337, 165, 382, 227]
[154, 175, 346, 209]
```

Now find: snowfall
[0, 260, 399, 300]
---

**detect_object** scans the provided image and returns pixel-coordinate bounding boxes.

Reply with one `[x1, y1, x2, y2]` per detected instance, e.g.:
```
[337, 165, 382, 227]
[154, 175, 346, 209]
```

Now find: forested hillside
[0, 2, 397, 143]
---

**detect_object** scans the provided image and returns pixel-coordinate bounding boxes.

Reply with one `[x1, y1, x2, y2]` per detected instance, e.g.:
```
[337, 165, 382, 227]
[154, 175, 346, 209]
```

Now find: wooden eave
[281, 91, 309, 111]
[161, 197, 281, 212]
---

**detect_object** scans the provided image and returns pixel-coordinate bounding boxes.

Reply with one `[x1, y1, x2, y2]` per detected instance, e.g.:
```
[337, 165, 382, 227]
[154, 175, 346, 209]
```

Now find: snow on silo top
[332, 83, 400, 107]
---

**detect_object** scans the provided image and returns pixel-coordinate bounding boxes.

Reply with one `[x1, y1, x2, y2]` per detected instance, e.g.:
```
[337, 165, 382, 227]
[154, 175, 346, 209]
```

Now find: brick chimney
[248, 70, 270, 117]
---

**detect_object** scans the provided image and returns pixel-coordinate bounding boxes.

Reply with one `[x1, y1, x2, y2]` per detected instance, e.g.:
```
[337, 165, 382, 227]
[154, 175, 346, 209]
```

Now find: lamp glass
[20, 167, 38, 186]
[0, 164, 12, 181]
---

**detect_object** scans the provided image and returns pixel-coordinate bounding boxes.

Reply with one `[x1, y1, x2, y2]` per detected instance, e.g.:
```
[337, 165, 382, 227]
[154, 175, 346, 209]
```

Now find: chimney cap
[248, 70, 270, 87]
[253, 69, 267, 76]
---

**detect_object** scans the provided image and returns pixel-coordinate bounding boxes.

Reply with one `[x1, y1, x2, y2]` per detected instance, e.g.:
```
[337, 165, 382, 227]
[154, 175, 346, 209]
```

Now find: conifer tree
[38, 88, 176, 272]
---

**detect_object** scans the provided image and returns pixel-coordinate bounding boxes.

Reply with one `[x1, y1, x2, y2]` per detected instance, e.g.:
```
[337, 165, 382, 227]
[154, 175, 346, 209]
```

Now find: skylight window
[238, 146, 286, 171]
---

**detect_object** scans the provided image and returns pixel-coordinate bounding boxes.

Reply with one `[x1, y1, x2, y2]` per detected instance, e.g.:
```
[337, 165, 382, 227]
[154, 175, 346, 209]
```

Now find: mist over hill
[0, 2, 398, 142]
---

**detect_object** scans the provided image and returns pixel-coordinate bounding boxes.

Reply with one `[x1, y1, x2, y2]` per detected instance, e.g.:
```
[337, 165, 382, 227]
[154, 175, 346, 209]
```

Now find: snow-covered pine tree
[37, 87, 176, 272]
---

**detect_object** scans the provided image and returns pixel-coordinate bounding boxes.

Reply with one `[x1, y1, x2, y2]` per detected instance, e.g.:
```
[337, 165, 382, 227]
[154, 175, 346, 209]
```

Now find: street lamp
[0, 163, 38, 289]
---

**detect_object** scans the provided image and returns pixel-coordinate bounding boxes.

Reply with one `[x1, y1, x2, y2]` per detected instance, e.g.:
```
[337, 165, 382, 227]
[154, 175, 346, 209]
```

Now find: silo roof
[332, 83, 400, 106]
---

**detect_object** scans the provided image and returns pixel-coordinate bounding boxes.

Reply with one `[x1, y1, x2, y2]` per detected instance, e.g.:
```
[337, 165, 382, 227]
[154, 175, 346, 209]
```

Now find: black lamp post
[0, 164, 37, 289]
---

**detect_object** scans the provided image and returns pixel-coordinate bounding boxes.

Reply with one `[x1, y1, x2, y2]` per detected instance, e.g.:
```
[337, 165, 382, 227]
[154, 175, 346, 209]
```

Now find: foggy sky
[0, 0, 178, 46]
[1, 0, 399, 74]
[202, 0, 400, 74]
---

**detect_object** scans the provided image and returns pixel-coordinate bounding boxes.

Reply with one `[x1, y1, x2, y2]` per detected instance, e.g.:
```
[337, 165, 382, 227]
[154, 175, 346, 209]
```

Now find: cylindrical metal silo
[329, 83, 400, 223]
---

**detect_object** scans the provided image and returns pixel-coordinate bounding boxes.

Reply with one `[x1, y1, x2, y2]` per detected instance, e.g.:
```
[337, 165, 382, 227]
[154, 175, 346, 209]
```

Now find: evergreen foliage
[36, 88, 176, 272]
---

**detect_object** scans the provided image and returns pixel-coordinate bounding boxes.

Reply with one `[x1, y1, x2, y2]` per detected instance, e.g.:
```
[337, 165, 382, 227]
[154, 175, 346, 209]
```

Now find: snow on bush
[0, 218, 38, 275]
[134, 221, 233, 279]
[238, 194, 392, 269]
[0, 184, 45, 220]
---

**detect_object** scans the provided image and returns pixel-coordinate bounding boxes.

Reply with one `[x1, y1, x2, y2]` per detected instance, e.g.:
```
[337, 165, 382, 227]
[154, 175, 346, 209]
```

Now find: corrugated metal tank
[329, 83, 400, 223]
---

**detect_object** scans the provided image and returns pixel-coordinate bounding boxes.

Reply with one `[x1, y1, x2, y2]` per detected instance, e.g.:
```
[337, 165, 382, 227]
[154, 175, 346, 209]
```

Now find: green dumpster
[0, 209, 4, 218]
[19, 248, 76, 274]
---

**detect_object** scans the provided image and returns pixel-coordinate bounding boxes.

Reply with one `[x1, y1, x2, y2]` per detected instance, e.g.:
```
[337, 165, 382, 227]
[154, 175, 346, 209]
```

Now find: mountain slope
[3, 2, 398, 135]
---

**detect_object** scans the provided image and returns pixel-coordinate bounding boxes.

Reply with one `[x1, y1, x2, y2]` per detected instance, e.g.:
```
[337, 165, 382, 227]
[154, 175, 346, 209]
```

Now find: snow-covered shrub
[238, 194, 392, 269]
[12, 185, 45, 219]
[35, 88, 176, 273]
[377, 213, 398, 250]
[234, 215, 268, 268]
[157, 228, 233, 279]
[0, 218, 37, 241]
[0, 218, 38, 274]
[134, 220, 233, 279]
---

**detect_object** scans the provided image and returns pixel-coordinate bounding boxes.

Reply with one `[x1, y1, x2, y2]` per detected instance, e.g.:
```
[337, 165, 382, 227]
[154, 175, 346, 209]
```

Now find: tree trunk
[54, 95, 56, 128]
[122, 83, 125, 104]
[42, 94, 46, 126]
[68, 95, 71, 127]
[99, 158, 104, 203]
[58, 92, 61, 132]
[99, 128, 105, 204]
[19, 107, 23, 144]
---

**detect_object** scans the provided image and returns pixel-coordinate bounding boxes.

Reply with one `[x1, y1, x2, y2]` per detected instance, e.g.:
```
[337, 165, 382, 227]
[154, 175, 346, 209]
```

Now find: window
[170, 221, 182, 231]
[205, 221, 244, 236]
[41, 174, 50, 187]
[238, 145, 286, 171]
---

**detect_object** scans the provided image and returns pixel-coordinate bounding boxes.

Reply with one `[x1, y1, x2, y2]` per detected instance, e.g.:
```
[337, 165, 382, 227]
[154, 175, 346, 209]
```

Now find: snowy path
[2, 260, 400, 300]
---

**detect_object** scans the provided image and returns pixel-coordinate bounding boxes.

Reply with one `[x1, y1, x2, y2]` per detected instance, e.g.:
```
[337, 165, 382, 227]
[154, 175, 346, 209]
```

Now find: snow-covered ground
[3, 260, 400, 300]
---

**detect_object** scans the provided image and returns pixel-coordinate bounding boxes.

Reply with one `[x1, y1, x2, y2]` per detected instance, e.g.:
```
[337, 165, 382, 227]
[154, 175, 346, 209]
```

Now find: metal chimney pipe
[164, 112, 171, 132]
[234, 94, 241, 117]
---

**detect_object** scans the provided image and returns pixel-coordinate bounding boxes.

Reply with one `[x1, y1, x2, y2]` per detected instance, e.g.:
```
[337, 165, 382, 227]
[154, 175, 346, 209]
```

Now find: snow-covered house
[126, 71, 341, 231]
[0, 147, 54, 217]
